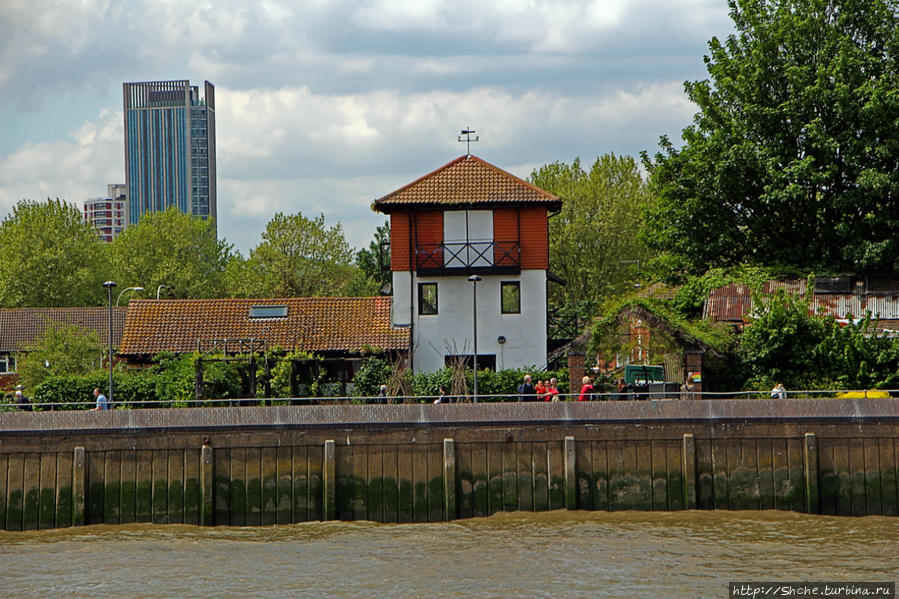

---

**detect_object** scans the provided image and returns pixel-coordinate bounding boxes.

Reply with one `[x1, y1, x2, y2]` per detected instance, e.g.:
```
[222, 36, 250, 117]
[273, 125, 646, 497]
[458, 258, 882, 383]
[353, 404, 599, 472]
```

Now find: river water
[1, 511, 896, 598]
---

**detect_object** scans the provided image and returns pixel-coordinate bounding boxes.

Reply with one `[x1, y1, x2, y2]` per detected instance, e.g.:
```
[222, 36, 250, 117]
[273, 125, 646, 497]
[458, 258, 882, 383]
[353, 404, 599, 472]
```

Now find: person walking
[14, 389, 32, 411]
[92, 388, 110, 411]
[376, 384, 388, 404]
[518, 375, 536, 402]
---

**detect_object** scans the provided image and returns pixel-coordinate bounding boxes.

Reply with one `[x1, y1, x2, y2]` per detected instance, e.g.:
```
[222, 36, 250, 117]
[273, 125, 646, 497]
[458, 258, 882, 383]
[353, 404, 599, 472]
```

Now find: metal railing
[415, 241, 520, 272]
[2, 389, 895, 412]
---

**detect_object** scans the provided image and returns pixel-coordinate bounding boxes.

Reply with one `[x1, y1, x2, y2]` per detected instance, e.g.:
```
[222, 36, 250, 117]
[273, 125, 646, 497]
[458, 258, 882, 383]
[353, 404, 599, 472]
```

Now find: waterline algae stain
[0, 401, 897, 529]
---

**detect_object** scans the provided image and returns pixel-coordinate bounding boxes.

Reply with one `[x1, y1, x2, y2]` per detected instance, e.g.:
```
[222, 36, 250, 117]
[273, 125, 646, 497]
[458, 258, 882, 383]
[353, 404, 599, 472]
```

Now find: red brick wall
[390, 212, 410, 271]
[520, 207, 548, 270]
[415, 211, 443, 245]
[493, 209, 518, 265]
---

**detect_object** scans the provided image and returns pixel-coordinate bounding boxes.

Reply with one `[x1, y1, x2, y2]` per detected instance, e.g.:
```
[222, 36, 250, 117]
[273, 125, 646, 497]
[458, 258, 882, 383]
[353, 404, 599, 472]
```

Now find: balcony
[416, 241, 520, 276]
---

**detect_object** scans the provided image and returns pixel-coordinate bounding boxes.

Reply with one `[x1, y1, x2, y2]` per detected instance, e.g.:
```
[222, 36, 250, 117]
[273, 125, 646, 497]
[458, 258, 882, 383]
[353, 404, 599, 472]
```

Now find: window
[418, 283, 438, 315]
[501, 281, 521, 314]
[0, 354, 16, 374]
[249, 305, 288, 318]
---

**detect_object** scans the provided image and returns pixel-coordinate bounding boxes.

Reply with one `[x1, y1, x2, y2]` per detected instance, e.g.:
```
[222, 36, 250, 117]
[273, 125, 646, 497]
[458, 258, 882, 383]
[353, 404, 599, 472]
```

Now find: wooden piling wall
[0, 400, 896, 529]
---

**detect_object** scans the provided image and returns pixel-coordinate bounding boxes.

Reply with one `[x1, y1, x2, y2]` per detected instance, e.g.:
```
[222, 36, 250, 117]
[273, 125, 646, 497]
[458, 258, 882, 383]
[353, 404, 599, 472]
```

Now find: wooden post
[289, 360, 300, 403]
[200, 442, 214, 526]
[803, 433, 820, 514]
[194, 359, 204, 407]
[564, 436, 576, 510]
[682, 434, 697, 509]
[248, 354, 257, 402]
[73, 447, 85, 527]
[443, 439, 456, 520]
[323, 440, 336, 521]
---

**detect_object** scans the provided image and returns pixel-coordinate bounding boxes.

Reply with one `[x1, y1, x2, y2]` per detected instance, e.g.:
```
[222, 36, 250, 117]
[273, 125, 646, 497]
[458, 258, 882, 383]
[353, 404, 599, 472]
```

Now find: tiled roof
[0, 307, 126, 353]
[373, 154, 562, 211]
[119, 297, 409, 356]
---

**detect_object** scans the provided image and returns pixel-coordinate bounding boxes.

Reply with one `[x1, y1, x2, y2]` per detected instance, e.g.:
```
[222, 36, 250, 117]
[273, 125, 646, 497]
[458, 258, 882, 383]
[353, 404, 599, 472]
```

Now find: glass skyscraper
[123, 80, 216, 228]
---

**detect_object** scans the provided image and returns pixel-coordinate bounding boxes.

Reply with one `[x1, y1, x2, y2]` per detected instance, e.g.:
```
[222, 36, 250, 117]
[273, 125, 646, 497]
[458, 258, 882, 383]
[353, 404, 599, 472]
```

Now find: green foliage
[590, 296, 735, 360]
[529, 155, 656, 314]
[0, 199, 105, 307]
[409, 367, 570, 401]
[151, 352, 242, 406]
[351, 355, 392, 398]
[739, 291, 899, 390]
[32, 369, 159, 410]
[17, 322, 105, 389]
[644, 0, 899, 274]
[268, 350, 315, 397]
[109, 207, 233, 300]
[354, 220, 391, 293]
[670, 266, 783, 318]
[230, 212, 359, 297]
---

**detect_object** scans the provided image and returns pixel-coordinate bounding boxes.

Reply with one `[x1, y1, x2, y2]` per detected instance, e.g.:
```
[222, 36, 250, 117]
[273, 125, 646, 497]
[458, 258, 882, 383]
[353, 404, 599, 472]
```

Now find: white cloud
[0, 108, 123, 210]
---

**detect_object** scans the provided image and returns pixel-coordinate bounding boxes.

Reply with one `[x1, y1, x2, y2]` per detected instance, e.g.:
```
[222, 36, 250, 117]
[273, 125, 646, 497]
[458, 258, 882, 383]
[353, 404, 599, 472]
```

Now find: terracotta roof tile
[373, 154, 561, 211]
[119, 297, 409, 356]
[0, 307, 126, 353]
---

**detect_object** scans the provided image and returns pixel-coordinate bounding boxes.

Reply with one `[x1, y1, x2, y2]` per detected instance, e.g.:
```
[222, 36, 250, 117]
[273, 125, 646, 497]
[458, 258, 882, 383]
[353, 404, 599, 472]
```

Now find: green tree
[644, 0, 899, 274]
[354, 220, 391, 292]
[0, 199, 105, 307]
[16, 322, 105, 389]
[109, 208, 232, 300]
[529, 155, 656, 312]
[738, 290, 899, 390]
[232, 212, 358, 297]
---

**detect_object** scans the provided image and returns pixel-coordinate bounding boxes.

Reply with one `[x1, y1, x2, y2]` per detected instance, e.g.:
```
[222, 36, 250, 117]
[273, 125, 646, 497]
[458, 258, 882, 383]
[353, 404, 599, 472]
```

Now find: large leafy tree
[529, 154, 656, 311]
[0, 199, 105, 307]
[231, 212, 358, 297]
[109, 208, 232, 299]
[644, 0, 899, 273]
[17, 322, 105, 389]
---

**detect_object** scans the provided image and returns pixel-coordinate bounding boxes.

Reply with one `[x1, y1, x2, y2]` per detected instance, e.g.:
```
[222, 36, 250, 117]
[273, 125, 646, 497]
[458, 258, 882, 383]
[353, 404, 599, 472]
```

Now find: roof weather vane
[458, 127, 478, 155]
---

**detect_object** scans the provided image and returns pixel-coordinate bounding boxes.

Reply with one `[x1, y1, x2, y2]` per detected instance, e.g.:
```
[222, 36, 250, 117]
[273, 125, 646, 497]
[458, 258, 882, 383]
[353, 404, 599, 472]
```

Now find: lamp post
[116, 286, 144, 306]
[156, 284, 172, 300]
[468, 274, 481, 403]
[103, 281, 116, 406]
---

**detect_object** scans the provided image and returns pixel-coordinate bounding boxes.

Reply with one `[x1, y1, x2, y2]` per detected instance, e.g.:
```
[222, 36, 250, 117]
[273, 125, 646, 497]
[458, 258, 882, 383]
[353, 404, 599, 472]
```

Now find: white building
[84, 184, 128, 242]
[374, 154, 562, 373]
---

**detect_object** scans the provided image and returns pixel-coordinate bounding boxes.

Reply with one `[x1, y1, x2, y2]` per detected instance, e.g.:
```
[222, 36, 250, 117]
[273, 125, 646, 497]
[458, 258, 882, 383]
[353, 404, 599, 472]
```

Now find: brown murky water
[0, 511, 896, 598]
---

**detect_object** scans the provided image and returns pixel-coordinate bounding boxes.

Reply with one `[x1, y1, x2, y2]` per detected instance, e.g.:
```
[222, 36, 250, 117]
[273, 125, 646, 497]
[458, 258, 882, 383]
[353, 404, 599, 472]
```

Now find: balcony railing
[416, 241, 520, 275]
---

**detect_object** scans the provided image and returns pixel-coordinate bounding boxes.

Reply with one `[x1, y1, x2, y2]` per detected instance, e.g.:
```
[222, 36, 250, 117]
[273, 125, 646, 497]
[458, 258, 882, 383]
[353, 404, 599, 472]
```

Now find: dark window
[418, 283, 438, 315]
[444, 354, 497, 372]
[249, 305, 288, 318]
[501, 281, 521, 314]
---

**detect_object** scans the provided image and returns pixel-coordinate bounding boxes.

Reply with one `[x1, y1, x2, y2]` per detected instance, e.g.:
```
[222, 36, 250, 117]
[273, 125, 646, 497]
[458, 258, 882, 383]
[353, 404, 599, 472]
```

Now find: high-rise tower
[123, 80, 216, 228]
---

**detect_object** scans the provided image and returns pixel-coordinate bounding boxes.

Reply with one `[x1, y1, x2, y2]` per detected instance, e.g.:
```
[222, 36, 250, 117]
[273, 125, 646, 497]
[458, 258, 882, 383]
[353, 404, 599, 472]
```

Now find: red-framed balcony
[415, 241, 520, 275]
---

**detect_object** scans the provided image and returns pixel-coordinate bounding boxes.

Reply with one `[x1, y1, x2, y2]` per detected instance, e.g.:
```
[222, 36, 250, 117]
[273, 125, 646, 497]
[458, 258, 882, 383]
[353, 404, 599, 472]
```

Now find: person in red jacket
[578, 376, 594, 401]
[544, 378, 560, 401]
[535, 379, 546, 397]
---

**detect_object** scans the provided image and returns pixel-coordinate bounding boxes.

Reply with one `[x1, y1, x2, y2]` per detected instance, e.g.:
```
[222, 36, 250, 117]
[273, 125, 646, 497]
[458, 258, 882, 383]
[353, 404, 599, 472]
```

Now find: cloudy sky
[0, 0, 733, 254]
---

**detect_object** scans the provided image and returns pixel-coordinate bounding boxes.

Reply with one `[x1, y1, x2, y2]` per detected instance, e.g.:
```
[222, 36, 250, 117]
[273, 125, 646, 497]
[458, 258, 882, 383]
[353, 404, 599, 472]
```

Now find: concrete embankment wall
[0, 400, 896, 530]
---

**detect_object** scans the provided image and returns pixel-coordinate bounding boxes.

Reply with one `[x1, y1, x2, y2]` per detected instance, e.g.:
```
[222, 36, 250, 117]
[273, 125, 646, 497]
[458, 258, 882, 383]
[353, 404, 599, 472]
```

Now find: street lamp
[468, 274, 482, 403]
[156, 284, 172, 300]
[116, 286, 144, 306]
[102, 281, 116, 406]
